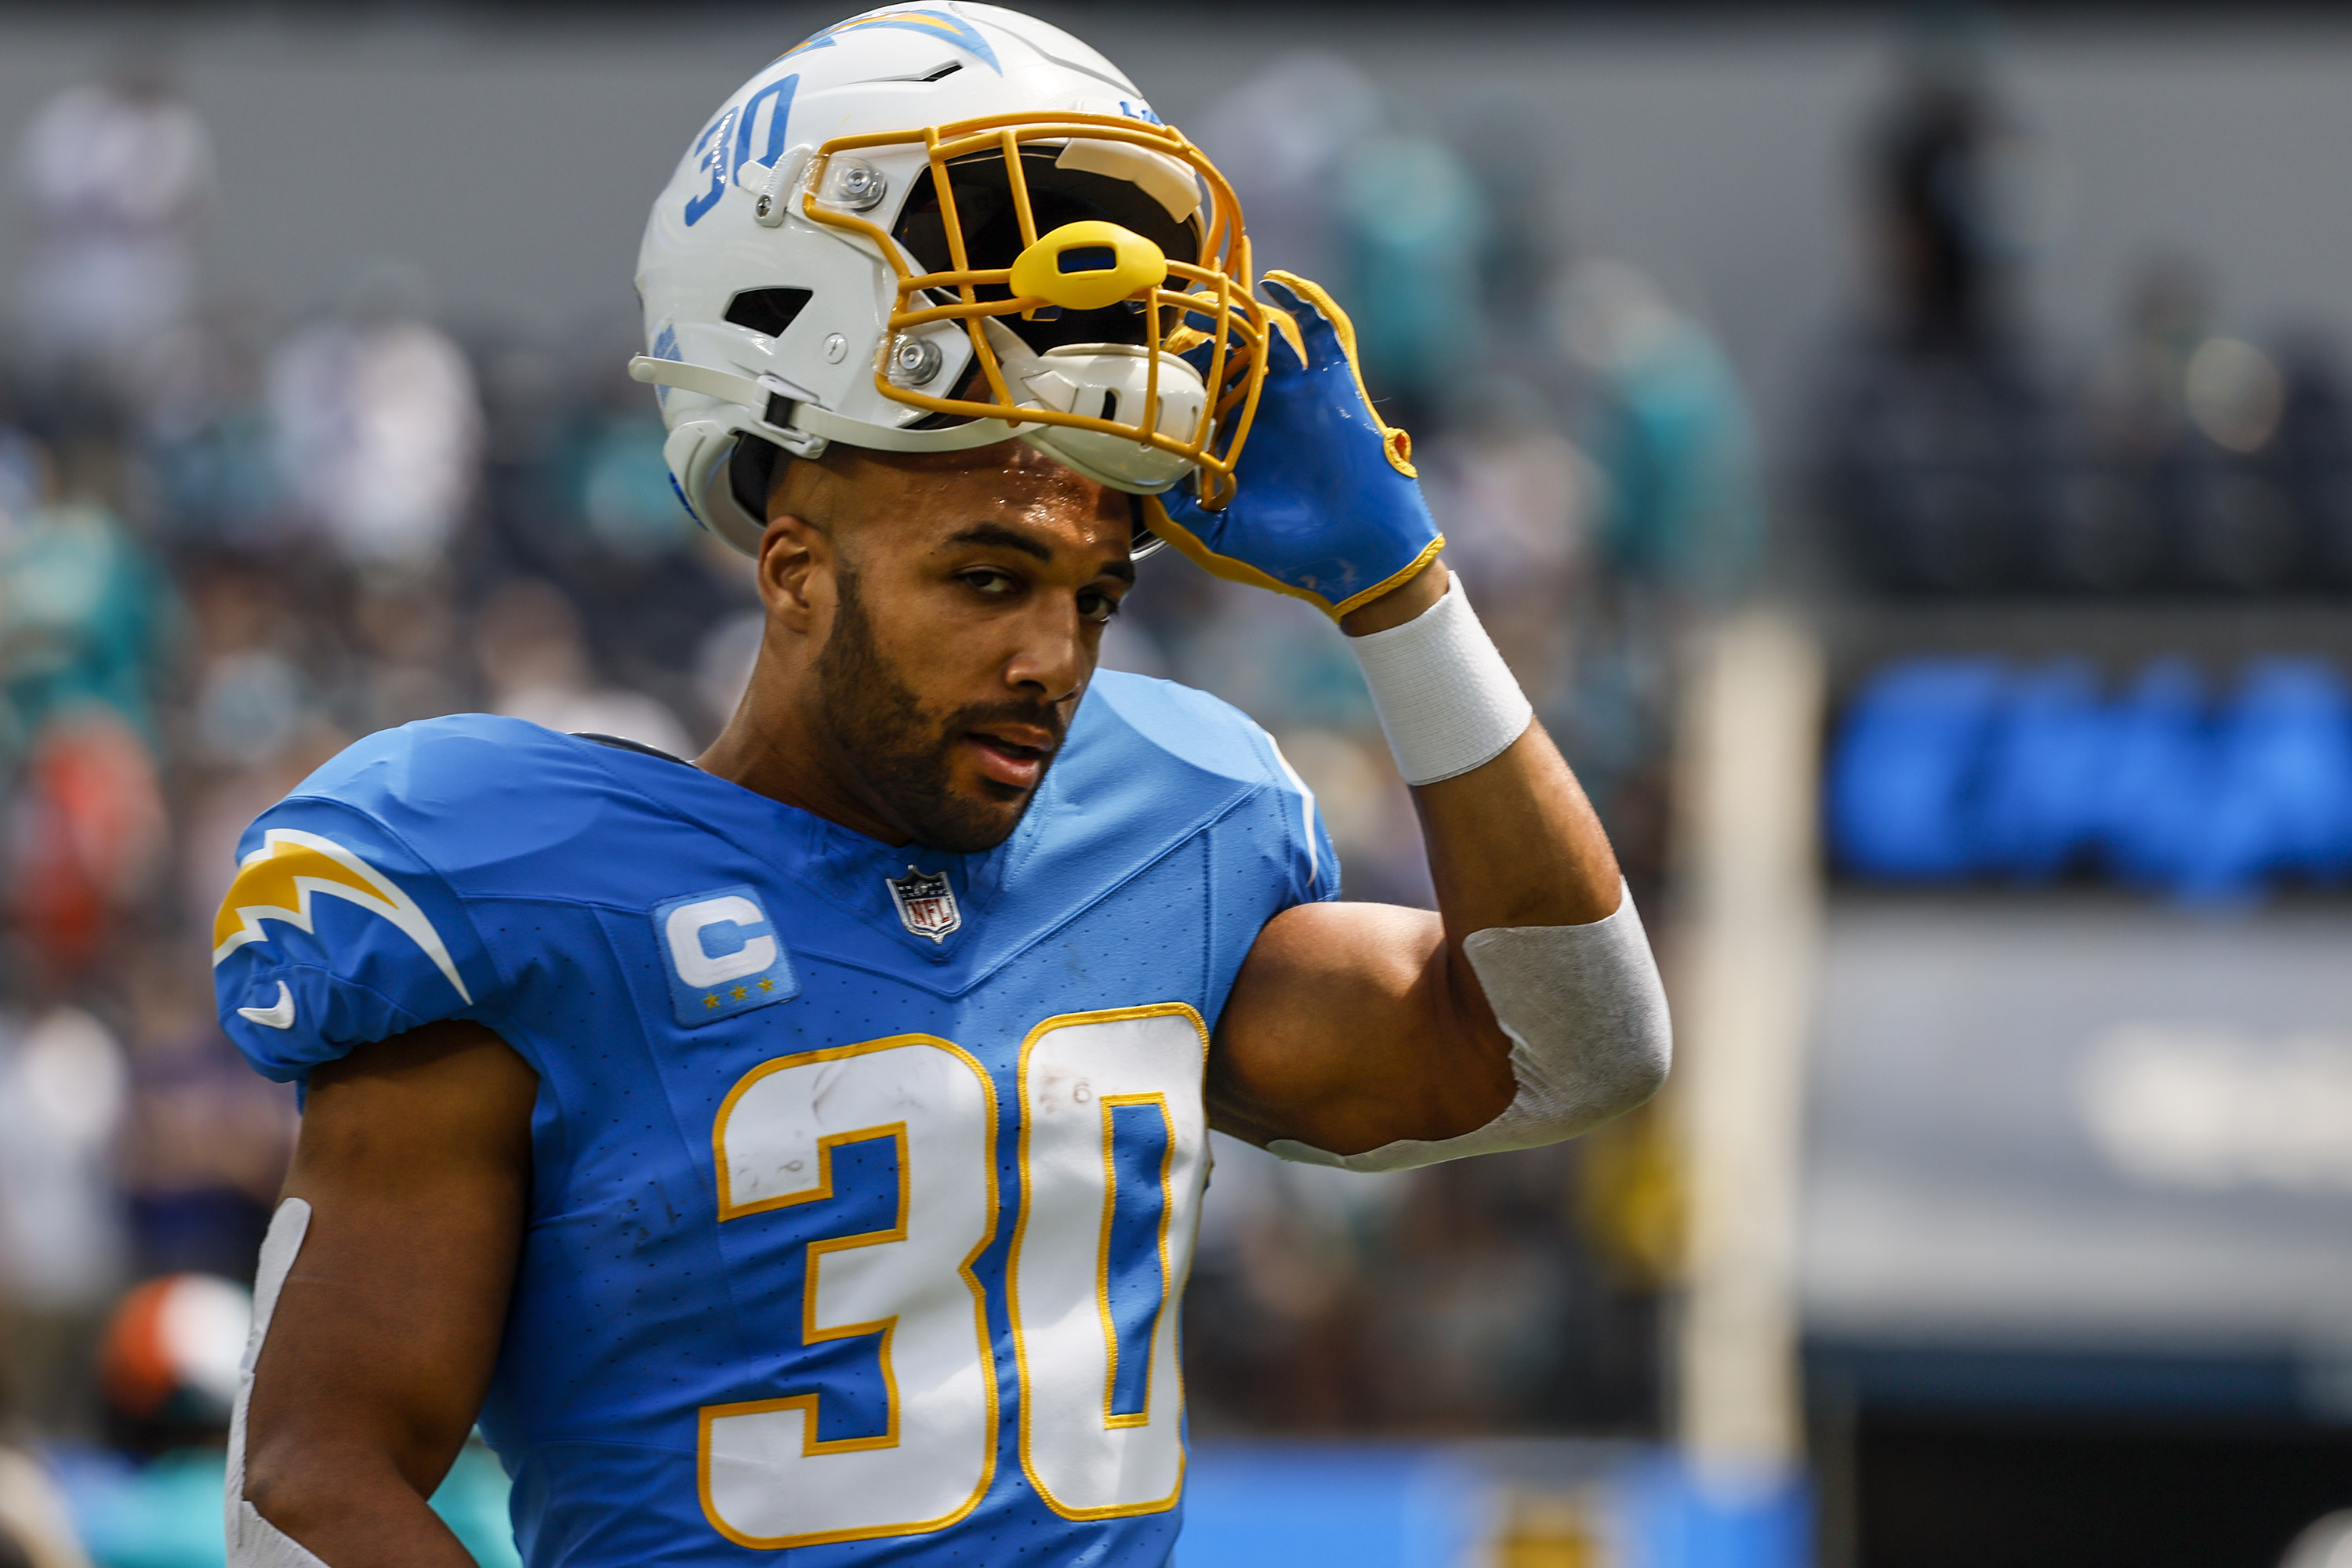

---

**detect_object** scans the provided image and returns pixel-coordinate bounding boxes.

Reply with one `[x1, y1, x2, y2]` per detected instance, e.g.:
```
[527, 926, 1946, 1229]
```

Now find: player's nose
[1002, 601, 1089, 702]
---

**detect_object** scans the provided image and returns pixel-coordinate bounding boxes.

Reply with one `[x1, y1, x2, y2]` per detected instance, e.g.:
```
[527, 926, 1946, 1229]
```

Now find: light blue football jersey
[211, 671, 1336, 1568]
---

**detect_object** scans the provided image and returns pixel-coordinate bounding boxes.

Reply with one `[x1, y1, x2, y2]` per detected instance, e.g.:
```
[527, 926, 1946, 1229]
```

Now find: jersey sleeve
[1258, 730, 1342, 907]
[210, 794, 498, 1084]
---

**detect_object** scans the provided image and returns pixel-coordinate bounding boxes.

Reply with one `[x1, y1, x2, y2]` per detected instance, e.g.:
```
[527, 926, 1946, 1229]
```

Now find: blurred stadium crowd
[23, 11, 2352, 1560]
[1816, 31, 2352, 597]
[0, 45, 1757, 1568]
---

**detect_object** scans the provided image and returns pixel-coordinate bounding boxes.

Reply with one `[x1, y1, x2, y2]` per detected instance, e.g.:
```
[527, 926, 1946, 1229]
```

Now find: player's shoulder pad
[283, 713, 630, 877]
[1082, 670, 1297, 790]
[1078, 671, 1339, 902]
[212, 715, 594, 1082]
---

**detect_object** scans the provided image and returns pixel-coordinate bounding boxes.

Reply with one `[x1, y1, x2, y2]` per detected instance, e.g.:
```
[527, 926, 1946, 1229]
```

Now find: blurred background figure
[0, 1009, 129, 1434]
[1814, 6, 2062, 595]
[267, 265, 481, 579]
[42, 1275, 517, 1568]
[1197, 53, 1381, 291]
[12, 56, 212, 408]
[472, 576, 691, 756]
[1555, 260, 1760, 604]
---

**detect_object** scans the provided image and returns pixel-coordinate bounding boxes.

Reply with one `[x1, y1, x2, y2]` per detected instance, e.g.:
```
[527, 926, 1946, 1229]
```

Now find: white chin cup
[1000, 339, 1207, 495]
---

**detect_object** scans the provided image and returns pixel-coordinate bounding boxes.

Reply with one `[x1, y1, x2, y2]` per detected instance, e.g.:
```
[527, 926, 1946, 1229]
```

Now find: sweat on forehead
[767, 440, 1121, 539]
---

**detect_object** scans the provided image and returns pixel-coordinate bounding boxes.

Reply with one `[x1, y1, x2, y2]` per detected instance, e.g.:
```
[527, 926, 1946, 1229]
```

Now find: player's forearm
[1252, 560, 1668, 1173]
[230, 1028, 535, 1568]
[1413, 725, 1621, 933]
[1340, 561, 1620, 935]
[241, 1442, 480, 1568]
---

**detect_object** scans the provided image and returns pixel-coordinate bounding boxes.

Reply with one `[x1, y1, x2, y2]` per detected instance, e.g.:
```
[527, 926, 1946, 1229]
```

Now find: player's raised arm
[1152, 273, 1671, 1168]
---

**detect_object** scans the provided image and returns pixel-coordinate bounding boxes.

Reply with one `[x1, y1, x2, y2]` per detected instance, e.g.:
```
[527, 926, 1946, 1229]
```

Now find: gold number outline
[1007, 1002, 1210, 1521]
[1096, 1092, 1174, 1431]
[697, 1034, 1000, 1549]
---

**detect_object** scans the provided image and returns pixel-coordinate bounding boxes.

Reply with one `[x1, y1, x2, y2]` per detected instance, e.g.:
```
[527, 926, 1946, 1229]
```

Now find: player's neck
[696, 693, 918, 849]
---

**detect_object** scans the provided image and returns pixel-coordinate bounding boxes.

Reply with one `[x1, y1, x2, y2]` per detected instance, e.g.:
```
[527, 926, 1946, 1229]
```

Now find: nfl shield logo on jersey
[885, 865, 960, 943]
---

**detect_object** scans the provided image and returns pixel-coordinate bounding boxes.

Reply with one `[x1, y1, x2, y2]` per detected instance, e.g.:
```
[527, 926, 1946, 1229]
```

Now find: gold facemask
[798, 112, 1269, 508]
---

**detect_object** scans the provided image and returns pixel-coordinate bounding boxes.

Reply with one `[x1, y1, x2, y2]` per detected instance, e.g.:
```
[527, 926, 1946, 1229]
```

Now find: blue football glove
[1144, 271, 1443, 621]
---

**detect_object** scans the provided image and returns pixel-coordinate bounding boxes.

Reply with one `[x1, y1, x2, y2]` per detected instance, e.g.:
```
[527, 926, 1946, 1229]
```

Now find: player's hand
[1144, 272, 1443, 621]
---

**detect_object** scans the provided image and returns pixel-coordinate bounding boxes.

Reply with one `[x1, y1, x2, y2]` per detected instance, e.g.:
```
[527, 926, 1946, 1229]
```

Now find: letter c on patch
[665, 895, 776, 987]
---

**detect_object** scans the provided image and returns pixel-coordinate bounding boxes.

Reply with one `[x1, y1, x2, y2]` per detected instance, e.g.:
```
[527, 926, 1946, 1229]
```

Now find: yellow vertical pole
[1669, 608, 1824, 1490]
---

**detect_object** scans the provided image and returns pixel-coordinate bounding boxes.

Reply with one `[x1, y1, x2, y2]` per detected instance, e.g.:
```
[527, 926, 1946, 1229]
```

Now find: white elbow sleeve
[1268, 882, 1671, 1173]
[227, 1199, 335, 1568]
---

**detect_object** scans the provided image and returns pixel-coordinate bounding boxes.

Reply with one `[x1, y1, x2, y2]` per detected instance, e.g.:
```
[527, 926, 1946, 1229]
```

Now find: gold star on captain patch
[731, 986, 748, 1000]
[758, 978, 774, 993]
[704, 994, 719, 1009]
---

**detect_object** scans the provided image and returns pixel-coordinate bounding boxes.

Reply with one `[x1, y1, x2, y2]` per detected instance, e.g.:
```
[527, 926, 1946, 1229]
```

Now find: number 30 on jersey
[698, 1004, 1208, 1548]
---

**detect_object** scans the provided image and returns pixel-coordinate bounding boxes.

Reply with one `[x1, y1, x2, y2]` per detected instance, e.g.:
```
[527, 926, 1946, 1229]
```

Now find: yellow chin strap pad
[1008, 221, 1167, 314]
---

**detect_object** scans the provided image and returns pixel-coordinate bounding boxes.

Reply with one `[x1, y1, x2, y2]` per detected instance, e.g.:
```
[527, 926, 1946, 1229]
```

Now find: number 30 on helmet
[630, 2, 1272, 555]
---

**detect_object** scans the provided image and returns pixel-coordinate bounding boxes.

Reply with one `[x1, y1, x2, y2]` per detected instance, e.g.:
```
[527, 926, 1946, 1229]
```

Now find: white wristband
[1347, 572, 1534, 786]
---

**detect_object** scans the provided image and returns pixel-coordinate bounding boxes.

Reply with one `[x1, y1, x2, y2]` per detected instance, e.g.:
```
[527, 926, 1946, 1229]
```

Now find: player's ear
[755, 511, 827, 637]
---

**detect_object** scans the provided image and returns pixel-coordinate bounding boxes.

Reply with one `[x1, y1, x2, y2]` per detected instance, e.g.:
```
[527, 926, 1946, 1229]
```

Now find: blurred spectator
[53, 1272, 250, 1568]
[2078, 259, 2316, 592]
[1554, 262, 1761, 600]
[0, 462, 172, 757]
[144, 310, 289, 554]
[1817, 15, 2062, 593]
[2272, 332, 2352, 590]
[1333, 132, 1490, 429]
[1196, 54, 1381, 288]
[268, 265, 482, 576]
[474, 576, 692, 755]
[5, 712, 167, 984]
[117, 958, 293, 1283]
[13, 60, 212, 399]
[48, 1275, 518, 1568]
[0, 1010, 129, 1309]
[0, 1007, 129, 1435]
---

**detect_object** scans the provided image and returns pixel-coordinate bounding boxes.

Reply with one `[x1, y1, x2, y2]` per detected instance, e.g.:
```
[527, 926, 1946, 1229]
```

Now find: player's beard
[818, 564, 1065, 855]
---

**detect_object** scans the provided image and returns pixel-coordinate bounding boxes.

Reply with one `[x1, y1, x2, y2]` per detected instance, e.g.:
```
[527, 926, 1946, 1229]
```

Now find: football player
[212, 8, 1671, 1566]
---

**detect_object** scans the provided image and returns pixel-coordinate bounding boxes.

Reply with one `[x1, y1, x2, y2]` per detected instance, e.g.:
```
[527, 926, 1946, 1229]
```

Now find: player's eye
[1077, 588, 1121, 625]
[960, 568, 1018, 597]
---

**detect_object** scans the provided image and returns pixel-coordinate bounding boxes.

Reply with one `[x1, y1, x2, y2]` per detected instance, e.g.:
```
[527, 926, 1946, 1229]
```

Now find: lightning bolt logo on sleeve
[211, 829, 473, 1005]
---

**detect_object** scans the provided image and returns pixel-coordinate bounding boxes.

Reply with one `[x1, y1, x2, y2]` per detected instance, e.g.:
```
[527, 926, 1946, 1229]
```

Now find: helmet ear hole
[729, 433, 784, 524]
[724, 287, 814, 339]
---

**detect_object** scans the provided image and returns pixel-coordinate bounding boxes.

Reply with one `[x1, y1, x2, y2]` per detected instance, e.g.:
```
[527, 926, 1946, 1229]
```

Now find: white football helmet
[631, 3, 1272, 554]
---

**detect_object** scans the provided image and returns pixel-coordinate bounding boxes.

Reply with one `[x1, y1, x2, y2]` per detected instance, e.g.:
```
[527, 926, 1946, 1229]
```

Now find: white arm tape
[1267, 881, 1671, 1173]
[227, 1199, 335, 1568]
[1347, 572, 1534, 786]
